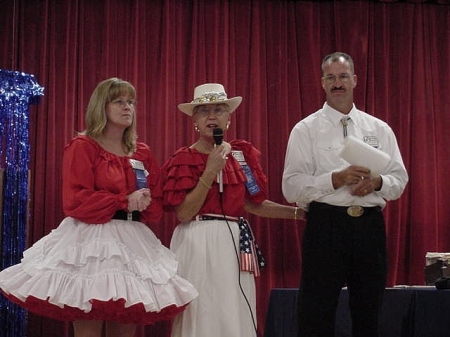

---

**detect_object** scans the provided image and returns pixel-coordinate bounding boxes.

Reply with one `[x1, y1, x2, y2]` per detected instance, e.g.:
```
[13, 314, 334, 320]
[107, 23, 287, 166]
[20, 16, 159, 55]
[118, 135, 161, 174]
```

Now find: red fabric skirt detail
[3, 292, 186, 325]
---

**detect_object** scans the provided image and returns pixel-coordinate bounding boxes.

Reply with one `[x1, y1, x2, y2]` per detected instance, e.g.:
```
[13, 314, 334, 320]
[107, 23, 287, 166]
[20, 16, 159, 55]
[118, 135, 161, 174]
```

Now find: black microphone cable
[217, 164, 258, 334]
[213, 128, 224, 193]
[213, 127, 257, 333]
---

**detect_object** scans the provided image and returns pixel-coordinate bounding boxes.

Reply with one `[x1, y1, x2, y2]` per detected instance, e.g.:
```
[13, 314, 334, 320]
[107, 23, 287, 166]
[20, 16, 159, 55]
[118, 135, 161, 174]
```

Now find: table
[264, 286, 450, 337]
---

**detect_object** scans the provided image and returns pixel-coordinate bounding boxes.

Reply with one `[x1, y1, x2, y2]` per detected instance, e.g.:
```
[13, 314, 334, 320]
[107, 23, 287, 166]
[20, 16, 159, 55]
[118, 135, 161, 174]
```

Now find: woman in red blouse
[162, 83, 304, 337]
[0, 78, 197, 337]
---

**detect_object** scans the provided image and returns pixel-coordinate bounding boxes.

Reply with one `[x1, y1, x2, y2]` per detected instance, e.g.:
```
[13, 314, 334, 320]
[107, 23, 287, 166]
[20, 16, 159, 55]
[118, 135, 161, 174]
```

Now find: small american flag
[238, 217, 265, 277]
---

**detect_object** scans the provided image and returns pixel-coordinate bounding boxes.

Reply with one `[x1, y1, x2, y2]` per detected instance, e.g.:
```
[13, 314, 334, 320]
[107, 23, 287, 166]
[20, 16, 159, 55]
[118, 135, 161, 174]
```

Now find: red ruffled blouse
[62, 135, 163, 226]
[162, 139, 268, 217]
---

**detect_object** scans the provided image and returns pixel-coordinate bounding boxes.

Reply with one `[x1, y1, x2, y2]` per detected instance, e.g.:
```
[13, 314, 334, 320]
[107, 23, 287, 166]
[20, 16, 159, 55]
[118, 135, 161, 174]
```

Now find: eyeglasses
[109, 99, 137, 107]
[194, 105, 228, 117]
[322, 74, 354, 84]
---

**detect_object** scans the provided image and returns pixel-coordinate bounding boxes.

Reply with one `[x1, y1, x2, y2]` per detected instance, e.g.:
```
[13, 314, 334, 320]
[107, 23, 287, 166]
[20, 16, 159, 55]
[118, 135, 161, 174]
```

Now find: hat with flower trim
[178, 83, 242, 116]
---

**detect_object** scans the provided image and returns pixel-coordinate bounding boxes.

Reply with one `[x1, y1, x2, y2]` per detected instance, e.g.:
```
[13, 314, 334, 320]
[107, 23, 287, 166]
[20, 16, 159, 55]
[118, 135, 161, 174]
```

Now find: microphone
[213, 127, 223, 146]
[213, 128, 224, 193]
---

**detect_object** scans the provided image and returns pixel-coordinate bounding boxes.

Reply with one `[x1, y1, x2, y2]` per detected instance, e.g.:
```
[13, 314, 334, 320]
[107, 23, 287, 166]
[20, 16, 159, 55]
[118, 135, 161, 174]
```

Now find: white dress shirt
[282, 102, 408, 211]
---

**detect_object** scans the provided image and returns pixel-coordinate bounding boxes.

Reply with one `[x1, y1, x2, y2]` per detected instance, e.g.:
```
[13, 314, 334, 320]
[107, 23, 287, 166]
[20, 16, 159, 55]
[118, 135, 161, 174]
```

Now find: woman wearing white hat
[162, 83, 303, 337]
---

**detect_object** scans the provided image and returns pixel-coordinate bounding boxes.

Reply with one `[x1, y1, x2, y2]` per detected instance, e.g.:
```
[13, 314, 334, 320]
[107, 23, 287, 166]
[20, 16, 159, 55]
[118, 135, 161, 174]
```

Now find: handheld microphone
[213, 128, 223, 145]
[213, 128, 224, 193]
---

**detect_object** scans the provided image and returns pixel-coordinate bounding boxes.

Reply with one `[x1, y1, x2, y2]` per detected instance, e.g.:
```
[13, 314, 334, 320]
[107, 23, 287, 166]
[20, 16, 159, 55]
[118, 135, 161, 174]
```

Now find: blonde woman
[0, 78, 197, 337]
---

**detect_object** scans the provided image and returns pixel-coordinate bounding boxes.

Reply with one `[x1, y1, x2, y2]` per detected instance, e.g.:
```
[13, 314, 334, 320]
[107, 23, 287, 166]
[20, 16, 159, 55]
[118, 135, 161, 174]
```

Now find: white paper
[339, 135, 391, 175]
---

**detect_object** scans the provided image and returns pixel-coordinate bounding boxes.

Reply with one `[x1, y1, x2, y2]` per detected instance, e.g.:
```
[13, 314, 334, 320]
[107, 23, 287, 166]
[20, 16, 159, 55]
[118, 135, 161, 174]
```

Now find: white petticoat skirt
[0, 217, 198, 324]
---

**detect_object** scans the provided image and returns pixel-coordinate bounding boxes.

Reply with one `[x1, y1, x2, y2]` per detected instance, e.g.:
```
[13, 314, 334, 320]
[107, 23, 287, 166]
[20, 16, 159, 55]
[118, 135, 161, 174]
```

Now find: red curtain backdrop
[1, 0, 450, 336]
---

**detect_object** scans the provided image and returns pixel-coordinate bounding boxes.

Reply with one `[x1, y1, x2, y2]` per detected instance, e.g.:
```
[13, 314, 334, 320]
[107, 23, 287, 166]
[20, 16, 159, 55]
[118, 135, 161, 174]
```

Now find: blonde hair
[81, 78, 137, 153]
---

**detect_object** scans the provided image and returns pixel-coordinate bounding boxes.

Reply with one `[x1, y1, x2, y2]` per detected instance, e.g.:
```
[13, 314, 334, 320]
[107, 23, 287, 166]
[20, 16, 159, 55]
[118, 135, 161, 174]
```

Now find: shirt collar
[323, 102, 358, 126]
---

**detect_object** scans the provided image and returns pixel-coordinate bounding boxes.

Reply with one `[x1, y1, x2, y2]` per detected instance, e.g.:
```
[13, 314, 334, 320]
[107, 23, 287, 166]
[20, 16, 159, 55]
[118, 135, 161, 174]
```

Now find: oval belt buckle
[347, 205, 364, 217]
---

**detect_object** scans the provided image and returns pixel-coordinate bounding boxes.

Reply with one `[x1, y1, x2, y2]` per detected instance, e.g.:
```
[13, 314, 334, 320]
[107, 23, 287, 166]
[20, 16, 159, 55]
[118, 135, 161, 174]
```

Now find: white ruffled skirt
[0, 217, 198, 324]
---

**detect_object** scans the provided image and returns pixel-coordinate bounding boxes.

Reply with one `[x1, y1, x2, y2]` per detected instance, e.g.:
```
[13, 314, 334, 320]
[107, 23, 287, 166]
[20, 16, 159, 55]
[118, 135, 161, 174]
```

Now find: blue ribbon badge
[231, 150, 260, 195]
[129, 159, 148, 189]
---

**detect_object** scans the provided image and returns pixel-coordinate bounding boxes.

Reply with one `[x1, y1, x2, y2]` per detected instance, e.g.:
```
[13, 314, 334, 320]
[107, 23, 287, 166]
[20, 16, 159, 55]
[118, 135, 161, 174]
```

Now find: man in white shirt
[282, 52, 408, 337]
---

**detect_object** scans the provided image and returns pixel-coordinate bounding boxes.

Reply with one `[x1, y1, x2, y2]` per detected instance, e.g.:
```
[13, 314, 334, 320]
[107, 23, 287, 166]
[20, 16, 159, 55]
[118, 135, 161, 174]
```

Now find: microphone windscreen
[213, 128, 223, 145]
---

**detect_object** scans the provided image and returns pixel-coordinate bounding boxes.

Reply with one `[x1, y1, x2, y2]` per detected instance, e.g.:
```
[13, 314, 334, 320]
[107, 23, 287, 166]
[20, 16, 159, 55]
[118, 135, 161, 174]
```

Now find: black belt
[195, 214, 239, 222]
[310, 202, 381, 218]
[112, 210, 140, 221]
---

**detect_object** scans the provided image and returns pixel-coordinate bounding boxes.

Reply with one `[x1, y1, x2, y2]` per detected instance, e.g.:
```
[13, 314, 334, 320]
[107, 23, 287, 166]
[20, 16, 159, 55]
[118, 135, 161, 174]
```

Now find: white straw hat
[178, 83, 242, 116]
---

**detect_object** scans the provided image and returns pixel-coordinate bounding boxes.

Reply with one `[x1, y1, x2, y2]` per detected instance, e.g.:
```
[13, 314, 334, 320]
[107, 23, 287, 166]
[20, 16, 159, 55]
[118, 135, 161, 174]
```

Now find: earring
[226, 122, 230, 130]
[194, 124, 200, 132]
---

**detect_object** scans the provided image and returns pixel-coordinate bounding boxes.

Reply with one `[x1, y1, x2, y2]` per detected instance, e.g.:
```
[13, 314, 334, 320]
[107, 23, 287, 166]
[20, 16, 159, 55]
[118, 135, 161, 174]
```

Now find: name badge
[129, 159, 148, 189]
[231, 150, 261, 195]
[363, 136, 379, 148]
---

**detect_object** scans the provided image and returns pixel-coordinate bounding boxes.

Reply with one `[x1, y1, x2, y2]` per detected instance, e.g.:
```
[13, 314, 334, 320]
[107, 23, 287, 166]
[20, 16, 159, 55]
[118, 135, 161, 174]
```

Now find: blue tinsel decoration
[0, 69, 44, 337]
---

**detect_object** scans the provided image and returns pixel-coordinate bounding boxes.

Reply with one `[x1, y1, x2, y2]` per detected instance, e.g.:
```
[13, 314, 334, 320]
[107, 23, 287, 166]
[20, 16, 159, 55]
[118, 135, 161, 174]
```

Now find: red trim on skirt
[3, 291, 187, 325]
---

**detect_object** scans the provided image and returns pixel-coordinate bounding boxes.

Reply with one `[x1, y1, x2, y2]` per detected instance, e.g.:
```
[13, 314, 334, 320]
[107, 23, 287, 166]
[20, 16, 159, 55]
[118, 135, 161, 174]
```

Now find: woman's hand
[127, 188, 151, 212]
[204, 141, 231, 176]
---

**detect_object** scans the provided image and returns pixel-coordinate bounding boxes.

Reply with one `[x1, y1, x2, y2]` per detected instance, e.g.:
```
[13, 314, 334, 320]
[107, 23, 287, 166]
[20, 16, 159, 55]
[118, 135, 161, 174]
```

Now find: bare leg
[73, 320, 103, 337]
[105, 321, 136, 337]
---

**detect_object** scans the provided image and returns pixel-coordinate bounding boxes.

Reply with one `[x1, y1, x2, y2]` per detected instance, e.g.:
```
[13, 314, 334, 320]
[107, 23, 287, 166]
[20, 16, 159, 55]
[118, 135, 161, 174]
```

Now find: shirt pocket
[315, 139, 346, 172]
